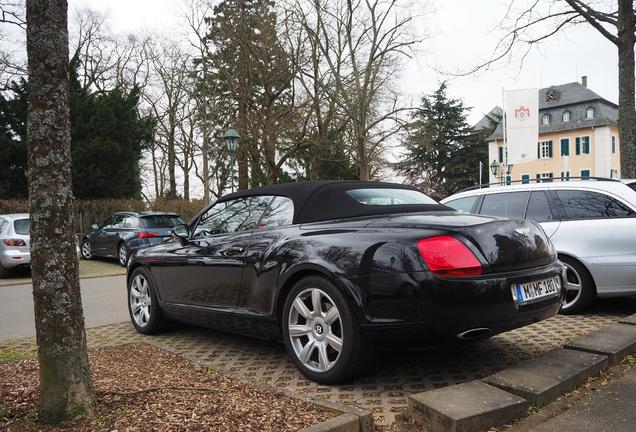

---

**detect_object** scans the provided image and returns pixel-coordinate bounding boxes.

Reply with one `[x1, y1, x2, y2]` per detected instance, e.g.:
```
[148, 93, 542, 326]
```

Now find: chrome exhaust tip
[456, 327, 491, 340]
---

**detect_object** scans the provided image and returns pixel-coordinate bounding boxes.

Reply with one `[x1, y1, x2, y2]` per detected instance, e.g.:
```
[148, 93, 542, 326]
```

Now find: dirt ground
[0, 343, 331, 431]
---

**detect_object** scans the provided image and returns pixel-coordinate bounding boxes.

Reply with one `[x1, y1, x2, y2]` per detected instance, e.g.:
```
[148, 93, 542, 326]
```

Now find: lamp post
[224, 127, 240, 193]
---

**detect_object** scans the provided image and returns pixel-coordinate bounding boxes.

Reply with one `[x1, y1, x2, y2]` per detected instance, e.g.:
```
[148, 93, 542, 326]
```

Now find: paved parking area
[2, 300, 633, 426]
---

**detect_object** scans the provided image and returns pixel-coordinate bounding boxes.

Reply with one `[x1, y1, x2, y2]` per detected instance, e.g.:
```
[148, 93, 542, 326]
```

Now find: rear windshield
[14, 219, 29, 235]
[141, 215, 184, 228]
[346, 188, 437, 206]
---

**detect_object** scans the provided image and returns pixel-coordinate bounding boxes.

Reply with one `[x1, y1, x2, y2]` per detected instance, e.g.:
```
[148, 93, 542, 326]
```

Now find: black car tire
[281, 275, 373, 384]
[81, 238, 94, 260]
[0, 263, 10, 278]
[559, 255, 595, 315]
[118, 242, 129, 267]
[127, 267, 168, 334]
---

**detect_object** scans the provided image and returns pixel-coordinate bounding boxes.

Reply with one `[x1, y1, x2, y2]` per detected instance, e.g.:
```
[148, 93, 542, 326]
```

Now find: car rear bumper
[0, 248, 31, 269]
[355, 261, 565, 345]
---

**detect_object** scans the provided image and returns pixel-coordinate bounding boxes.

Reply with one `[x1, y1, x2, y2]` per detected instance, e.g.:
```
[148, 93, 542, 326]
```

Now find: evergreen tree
[396, 83, 489, 200]
[0, 64, 153, 199]
[0, 79, 28, 198]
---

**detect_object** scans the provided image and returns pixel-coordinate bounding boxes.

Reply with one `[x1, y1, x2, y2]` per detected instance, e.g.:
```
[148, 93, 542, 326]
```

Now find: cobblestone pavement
[2, 300, 634, 426]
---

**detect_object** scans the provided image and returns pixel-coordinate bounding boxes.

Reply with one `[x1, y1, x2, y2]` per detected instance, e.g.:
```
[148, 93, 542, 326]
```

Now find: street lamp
[224, 127, 240, 192]
[490, 160, 499, 177]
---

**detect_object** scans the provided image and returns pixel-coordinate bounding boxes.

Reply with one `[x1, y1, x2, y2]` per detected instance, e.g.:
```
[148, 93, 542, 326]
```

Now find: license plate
[513, 276, 561, 305]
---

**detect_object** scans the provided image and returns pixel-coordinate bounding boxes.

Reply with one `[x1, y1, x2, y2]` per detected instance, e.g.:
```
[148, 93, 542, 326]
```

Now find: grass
[0, 259, 125, 287]
[0, 348, 36, 362]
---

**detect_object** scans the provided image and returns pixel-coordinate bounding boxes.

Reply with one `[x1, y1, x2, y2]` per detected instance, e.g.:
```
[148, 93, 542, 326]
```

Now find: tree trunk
[202, 117, 210, 202]
[167, 120, 177, 199]
[618, 0, 636, 179]
[26, 0, 96, 423]
[183, 159, 190, 201]
[356, 127, 369, 180]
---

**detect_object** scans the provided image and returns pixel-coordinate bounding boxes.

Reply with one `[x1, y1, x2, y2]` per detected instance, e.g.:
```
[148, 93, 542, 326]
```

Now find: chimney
[582, 76, 588, 87]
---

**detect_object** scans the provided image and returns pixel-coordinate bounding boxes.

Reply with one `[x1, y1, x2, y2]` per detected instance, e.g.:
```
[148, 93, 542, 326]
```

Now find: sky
[70, 0, 618, 126]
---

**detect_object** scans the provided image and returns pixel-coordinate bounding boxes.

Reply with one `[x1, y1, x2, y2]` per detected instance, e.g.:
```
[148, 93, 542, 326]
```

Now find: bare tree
[26, 0, 96, 422]
[293, 0, 421, 180]
[464, 0, 636, 179]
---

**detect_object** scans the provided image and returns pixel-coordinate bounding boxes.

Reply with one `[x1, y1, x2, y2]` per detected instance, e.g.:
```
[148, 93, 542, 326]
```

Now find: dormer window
[542, 114, 550, 125]
[562, 111, 570, 122]
[585, 106, 594, 119]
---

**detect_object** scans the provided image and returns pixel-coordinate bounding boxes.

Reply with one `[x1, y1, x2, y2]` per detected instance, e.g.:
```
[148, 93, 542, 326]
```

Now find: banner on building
[504, 88, 538, 164]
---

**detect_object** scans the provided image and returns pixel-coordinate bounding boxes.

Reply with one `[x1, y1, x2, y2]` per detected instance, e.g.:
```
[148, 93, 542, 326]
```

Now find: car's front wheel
[81, 238, 94, 260]
[127, 267, 167, 334]
[559, 255, 595, 314]
[282, 276, 372, 384]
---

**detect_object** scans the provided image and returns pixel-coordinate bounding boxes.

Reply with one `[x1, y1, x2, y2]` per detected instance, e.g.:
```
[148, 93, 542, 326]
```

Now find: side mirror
[172, 224, 189, 240]
[91, 224, 99, 230]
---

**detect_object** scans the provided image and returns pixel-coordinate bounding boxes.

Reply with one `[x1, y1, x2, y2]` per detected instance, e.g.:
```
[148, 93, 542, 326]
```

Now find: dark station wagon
[126, 181, 565, 383]
[82, 211, 185, 266]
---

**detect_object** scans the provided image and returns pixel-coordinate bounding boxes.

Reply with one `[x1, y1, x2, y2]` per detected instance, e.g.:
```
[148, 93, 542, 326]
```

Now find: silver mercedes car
[442, 178, 636, 314]
[0, 213, 81, 277]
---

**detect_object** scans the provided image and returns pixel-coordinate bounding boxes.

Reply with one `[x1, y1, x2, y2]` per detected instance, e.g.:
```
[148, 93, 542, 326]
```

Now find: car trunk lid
[366, 212, 555, 272]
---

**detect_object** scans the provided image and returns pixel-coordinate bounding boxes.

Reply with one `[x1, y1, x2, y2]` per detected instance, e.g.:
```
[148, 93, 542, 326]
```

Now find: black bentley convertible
[126, 181, 565, 383]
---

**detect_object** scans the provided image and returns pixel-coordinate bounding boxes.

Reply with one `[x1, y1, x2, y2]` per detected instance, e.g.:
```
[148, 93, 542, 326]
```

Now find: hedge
[0, 199, 206, 236]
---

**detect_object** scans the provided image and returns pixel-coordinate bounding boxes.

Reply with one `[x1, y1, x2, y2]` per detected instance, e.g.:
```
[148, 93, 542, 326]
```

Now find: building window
[560, 138, 569, 156]
[581, 169, 591, 179]
[536, 172, 554, 183]
[560, 171, 570, 181]
[542, 113, 550, 125]
[505, 175, 512, 186]
[612, 136, 616, 154]
[521, 174, 530, 184]
[562, 111, 570, 122]
[610, 169, 618, 178]
[585, 106, 594, 119]
[538, 141, 553, 159]
[582, 136, 590, 154]
[498, 146, 504, 163]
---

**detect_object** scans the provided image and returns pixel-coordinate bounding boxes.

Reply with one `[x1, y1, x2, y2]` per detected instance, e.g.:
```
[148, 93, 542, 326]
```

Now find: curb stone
[482, 348, 608, 406]
[565, 322, 636, 364]
[619, 313, 636, 326]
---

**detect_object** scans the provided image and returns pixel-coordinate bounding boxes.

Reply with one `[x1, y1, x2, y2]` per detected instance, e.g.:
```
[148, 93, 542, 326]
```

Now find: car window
[107, 215, 125, 229]
[193, 196, 273, 236]
[141, 215, 185, 228]
[121, 216, 137, 229]
[479, 192, 530, 219]
[13, 219, 29, 235]
[0, 218, 8, 234]
[345, 188, 437, 205]
[444, 196, 478, 214]
[556, 190, 635, 219]
[259, 197, 294, 229]
[525, 191, 555, 222]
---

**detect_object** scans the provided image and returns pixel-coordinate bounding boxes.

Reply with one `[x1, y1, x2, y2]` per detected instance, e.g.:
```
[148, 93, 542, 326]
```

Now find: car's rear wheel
[118, 243, 129, 267]
[127, 267, 167, 334]
[559, 256, 595, 315]
[282, 276, 372, 384]
[0, 263, 10, 278]
[81, 238, 93, 260]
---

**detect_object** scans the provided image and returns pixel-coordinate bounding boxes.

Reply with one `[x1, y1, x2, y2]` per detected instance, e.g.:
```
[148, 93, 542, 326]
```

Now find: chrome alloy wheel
[81, 240, 92, 259]
[119, 244, 128, 266]
[288, 288, 343, 373]
[562, 262, 582, 309]
[129, 274, 152, 328]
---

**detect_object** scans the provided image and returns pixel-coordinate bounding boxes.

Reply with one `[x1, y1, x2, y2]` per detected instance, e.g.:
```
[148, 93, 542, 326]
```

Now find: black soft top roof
[216, 180, 451, 224]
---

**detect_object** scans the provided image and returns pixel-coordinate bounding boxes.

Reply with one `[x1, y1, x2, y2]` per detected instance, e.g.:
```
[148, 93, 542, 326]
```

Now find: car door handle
[227, 246, 245, 255]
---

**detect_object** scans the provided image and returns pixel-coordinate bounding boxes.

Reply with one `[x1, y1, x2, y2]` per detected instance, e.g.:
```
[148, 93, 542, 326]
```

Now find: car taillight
[417, 236, 483, 276]
[3, 239, 26, 247]
[137, 231, 159, 239]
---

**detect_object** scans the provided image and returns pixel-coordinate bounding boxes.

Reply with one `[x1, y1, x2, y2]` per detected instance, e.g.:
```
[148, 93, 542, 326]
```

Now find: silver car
[442, 179, 636, 314]
[0, 213, 81, 277]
